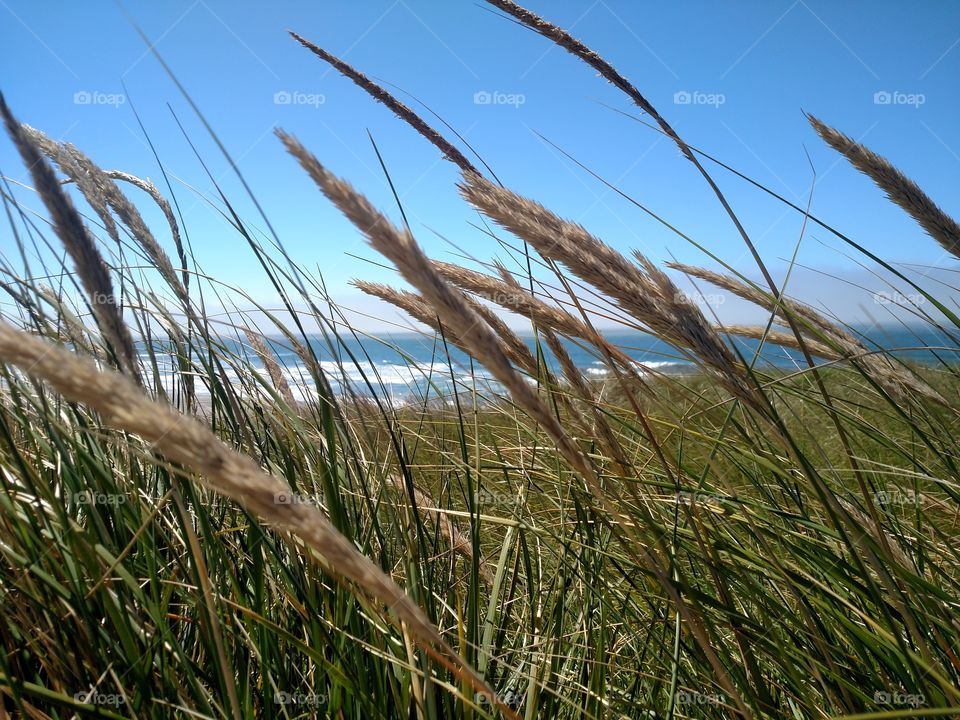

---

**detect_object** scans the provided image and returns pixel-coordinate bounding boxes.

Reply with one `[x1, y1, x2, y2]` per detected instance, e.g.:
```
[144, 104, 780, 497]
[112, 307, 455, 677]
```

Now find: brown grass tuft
[278, 128, 607, 495]
[384, 474, 493, 587]
[243, 329, 298, 408]
[721, 324, 840, 361]
[457, 172, 763, 413]
[809, 114, 960, 259]
[351, 280, 535, 373]
[33, 128, 187, 302]
[1, 95, 141, 384]
[20, 125, 119, 242]
[288, 31, 479, 176]
[90, 169, 188, 294]
[668, 263, 944, 404]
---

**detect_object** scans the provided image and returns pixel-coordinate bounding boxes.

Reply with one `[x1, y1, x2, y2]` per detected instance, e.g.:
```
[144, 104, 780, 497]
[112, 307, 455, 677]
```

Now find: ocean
[148, 325, 957, 405]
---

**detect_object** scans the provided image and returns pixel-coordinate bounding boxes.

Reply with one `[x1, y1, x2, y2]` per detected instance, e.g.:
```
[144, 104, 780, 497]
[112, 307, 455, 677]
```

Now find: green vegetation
[1, 1, 959, 718]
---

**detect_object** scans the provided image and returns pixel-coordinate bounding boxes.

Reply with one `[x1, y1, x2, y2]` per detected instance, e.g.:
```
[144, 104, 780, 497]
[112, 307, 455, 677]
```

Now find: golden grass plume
[1, 95, 141, 384]
[809, 114, 960, 259]
[0, 318, 513, 718]
[289, 31, 479, 176]
[668, 262, 945, 404]
[23, 126, 187, 302]
[243, 328, 298, 408]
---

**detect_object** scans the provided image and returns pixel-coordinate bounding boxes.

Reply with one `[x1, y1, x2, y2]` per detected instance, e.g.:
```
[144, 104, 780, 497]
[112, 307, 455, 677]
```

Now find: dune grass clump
[1, 2, 959, 719]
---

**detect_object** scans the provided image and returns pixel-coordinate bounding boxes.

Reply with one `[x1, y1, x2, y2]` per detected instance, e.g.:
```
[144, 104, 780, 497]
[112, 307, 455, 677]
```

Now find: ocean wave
[137, 346, 691, 405]
[586, 360, 686, 376]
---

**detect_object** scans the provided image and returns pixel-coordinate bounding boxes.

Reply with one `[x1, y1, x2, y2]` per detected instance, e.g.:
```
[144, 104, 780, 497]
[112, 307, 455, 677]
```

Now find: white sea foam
[147, 354, 496, 406]
[586, 359, 684, 377]
[139, 346, 687, 408]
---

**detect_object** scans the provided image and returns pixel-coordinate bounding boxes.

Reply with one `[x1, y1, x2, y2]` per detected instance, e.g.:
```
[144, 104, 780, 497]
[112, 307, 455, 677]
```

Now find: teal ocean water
[144, 325, 958, 404]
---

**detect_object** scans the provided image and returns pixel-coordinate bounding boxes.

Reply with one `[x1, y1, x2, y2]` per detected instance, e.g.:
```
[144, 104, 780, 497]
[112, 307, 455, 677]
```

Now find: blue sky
[2, 0, 958, 329]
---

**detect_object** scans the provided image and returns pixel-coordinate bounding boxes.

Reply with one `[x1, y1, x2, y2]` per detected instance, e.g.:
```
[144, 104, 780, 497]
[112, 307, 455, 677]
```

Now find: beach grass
[1, 2, 959, 718]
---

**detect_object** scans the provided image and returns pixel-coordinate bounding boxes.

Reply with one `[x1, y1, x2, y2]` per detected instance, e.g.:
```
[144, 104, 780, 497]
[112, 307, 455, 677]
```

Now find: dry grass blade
[277, 129, 597, 486]
[539, 328, 634, 475]
[281, 136, 752, 718]
[434, 259, 656, 403]
[243, 329, 297, 408]
[357, 279, 631, 473]
[491, 261, 656, 398]
[20, 125, 119, 242]
[288, 31, 479, 176]
[669, 262, 944, 404]
[352, 280, 534, 373]
[463, 294, 539, 375]
[665, 262, 832, 333]
[24, 126, 188, 302]
[434, 262, 611, 355]
[809, 114, 960, 259]
[67, 143, 185, 301]
[721, 325, 840, 361]
[92, 169, 188, 294]
[384, 475, 493, 587]
[0, 319, 512, 718]
[1, 96, 141, 384]
[458, 172, 762, 413]
[352, 281, 445, 332]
